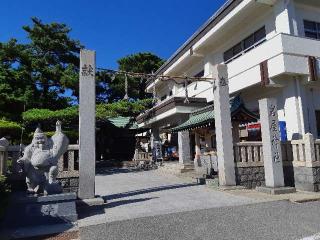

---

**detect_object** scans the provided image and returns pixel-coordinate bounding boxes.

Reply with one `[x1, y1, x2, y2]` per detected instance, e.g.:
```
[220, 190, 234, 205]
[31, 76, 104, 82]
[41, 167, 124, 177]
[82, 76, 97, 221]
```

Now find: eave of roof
[171, 96, 258, 132]
[152, 0, 242, 80]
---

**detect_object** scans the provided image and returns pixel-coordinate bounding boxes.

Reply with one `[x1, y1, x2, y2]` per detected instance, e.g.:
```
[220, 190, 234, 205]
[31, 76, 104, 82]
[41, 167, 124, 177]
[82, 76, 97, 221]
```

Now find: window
[169, 90, 173, 97]
[160, 95, 167, 101]
[316, 110, 320, 138]
[223, 26, 266, 63]
[244, 34, 254, 50]
[194, 70, 204, 78]
[304, 20, 320, 40]
[254, 27, 266, 42]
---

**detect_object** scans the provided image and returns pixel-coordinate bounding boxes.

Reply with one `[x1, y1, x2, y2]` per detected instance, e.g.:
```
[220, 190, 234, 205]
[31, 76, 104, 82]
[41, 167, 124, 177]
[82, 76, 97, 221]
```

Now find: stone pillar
[150, 128, 160, 161]
[0, 138, 9, 176]
[259, 98, 285, 188]
[304, 133, 316, 168]
[178, 131, 192, 166]
[79, 49, 96, 200]
[232, 122, 240, 143]
[195, 132, 201, 160]
[150, 128, 160, 149]
[213, 64, 236, 186]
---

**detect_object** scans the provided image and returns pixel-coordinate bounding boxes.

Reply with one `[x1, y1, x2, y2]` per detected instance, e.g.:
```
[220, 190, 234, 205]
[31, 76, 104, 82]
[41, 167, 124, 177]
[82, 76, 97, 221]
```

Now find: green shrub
[0, 120, 22, 140]
[0, 175, 11, 218]
[23, 99, 153, 127]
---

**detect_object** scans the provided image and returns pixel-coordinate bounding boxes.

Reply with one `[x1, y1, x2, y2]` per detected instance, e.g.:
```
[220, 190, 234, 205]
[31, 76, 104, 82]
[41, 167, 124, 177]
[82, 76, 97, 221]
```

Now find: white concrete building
[137, 0, 320, 173]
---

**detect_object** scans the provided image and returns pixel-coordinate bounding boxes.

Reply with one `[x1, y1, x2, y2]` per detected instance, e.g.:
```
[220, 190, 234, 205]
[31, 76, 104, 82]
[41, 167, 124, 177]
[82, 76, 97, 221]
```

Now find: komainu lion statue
[17, 121, 69, 195]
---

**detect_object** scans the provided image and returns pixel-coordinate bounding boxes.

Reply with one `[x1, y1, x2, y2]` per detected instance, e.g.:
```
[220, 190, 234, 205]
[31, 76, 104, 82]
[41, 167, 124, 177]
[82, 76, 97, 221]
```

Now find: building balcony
[227, 33, 320, 94]
[136, 97, 207, 128]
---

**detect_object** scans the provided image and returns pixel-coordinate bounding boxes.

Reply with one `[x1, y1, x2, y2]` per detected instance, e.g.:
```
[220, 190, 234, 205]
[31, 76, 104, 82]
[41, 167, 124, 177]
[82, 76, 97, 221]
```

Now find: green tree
[0, 17, 82, 120]
[98, 52, 164, 102]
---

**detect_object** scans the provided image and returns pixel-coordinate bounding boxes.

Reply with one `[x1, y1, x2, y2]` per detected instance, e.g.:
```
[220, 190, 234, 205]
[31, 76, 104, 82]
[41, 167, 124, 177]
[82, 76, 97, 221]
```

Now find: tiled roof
[107, 116, 138, 129]
[171, 96, 258, 132]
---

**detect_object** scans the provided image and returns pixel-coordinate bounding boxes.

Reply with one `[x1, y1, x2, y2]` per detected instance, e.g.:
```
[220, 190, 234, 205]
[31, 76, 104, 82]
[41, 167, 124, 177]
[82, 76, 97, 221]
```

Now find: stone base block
[219, 185, 247, 191]
[76, 197, 105, 208]
[1, 192, 78, 239]
[256, 186, 296, 195]
[295, 183, 320, 192]
[158, 163, 194, 174]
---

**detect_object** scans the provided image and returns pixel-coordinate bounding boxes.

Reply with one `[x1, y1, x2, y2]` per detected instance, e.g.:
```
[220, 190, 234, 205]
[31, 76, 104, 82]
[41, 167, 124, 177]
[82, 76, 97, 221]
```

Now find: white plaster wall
[295, 3, 320, 37]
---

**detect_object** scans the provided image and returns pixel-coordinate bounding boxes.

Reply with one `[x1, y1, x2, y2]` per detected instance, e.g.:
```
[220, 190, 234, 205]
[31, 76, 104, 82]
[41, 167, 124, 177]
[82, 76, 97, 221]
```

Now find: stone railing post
[304, 133, 316, 168]
[0, 147, 7, 176]
[0, 138, 9, 175]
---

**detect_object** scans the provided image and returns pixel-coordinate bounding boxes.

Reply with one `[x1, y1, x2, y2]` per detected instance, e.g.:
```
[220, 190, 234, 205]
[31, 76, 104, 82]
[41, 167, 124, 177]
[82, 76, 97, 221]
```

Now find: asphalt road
[80, 200, 320, 240]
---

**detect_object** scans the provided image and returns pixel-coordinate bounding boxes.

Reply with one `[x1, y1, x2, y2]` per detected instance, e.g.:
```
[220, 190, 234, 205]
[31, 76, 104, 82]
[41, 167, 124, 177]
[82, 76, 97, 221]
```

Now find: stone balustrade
[234, 142, 264, 167]
[291, 134, 320, 167]
[0, 146, 7, 175]
[234, 142, 265, 189]
[57, 144, 79, 193]
[233, 141, 296, 189]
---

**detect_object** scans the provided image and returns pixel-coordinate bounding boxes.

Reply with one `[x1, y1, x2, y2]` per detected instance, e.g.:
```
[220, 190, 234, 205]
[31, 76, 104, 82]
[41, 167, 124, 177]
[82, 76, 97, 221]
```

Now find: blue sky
[0, 0, 226, 69]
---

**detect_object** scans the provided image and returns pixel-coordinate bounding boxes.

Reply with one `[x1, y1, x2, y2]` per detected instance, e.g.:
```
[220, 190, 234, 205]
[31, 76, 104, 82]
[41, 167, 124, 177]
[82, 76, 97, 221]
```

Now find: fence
[291, 134, 320, 167]
[233, 142, 264, 167]
[0, 146, 7, 175]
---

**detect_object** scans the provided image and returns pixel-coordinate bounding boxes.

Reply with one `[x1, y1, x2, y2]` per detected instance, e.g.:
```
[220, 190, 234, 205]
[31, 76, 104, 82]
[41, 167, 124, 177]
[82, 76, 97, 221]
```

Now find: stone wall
[293, 167, 320, 192]
[58, 177, 79, 193]
[235, 166, 265, 189]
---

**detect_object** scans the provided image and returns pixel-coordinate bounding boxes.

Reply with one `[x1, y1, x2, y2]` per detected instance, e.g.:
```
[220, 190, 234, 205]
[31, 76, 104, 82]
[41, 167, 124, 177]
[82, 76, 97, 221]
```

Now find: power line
[96, 67, 215, 83]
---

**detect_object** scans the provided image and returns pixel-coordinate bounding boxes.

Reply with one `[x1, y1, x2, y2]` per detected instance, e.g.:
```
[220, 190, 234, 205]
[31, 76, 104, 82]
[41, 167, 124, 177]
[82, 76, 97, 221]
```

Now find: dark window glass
[244, 34, 254, 50]
[233, 42, 242, 56]
[254, 27, 266, 42]
[304, 20, 317, 31]
[161, 95, 167, 101]
[169, 90, 173, 96]
[316, 110, 320, 137]
[194, 70, 204, 78]
[223, 48, 233, 62]
[306, 31, 318, 39]
[304, 20, 320, 40]
[223, 26, 266, 63]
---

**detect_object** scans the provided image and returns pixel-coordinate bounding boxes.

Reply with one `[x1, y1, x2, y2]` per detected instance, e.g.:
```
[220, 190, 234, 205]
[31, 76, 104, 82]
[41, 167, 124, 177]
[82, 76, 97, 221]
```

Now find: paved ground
[80, 200, 320, 240]
[78, 168, 259, 226]
[78, 168, 320, 240]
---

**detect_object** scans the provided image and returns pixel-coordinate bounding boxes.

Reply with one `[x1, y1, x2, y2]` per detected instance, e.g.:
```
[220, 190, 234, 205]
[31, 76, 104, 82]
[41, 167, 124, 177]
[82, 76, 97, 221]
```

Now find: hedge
[23, 99, 153, 128]
[0, 120, 22, 140]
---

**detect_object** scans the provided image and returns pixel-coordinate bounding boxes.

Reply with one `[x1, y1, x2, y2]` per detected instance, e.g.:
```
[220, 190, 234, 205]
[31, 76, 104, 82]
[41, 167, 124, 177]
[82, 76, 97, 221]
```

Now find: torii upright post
[79, 49, 96, 199]
[213, 64, 236, 186]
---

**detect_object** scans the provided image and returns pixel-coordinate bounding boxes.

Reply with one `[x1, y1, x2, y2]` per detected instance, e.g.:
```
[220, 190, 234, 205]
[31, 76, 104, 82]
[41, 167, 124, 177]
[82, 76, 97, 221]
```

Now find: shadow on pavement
[77, 197, 158, 220]
[96, 167, 141, 176]
[103, 183, 198, 201]
[106, 197, 159, 209]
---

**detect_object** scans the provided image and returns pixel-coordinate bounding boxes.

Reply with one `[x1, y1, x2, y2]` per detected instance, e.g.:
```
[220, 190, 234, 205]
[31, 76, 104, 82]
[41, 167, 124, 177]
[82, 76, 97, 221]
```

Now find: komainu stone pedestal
[16, 192, 78, 224]
[0, 192, 78, 239]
